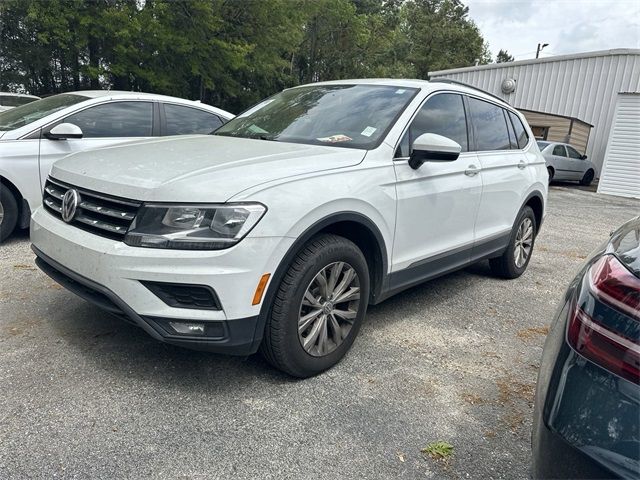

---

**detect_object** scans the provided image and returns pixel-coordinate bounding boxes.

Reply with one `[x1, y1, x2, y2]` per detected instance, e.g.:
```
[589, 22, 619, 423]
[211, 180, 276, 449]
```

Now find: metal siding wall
[431, 53, 640, 175]
[598, 94, 640, 198]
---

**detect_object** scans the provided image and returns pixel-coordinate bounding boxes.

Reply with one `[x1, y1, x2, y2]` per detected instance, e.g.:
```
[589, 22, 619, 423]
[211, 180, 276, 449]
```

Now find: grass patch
[421, 441, 454, 460]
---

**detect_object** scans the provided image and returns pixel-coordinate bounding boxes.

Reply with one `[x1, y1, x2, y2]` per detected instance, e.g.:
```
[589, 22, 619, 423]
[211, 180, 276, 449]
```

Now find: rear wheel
[489, 206, 536, 279]
[0, 186, 19, 243]
[260, 234, 369, 378]
[580, 169, 594, 186]
[547, 167, 554, 183]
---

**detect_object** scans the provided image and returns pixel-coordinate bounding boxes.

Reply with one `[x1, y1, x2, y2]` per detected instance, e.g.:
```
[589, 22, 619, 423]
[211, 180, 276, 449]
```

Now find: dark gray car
[532, 216, 640, 479]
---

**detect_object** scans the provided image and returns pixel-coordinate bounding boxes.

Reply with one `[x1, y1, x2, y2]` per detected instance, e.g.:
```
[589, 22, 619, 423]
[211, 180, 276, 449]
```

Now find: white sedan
[0, 91, 233, 241]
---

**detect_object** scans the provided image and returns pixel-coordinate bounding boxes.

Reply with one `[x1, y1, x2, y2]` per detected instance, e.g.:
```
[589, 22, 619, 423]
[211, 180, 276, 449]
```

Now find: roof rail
[429, 78, 510, 105]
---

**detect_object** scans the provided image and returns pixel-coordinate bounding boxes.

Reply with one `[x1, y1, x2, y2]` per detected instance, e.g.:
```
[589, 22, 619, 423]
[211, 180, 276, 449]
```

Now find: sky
[464, 0, 640, 61]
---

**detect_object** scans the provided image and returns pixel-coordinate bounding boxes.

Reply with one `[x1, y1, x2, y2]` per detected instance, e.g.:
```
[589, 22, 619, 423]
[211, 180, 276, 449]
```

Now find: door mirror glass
[45, 123, 83, 140]
[409, 133, 461, 169]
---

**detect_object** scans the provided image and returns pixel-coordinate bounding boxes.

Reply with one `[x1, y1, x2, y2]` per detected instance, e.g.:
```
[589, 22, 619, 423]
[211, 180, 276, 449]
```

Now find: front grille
[43, 178, 141, 240]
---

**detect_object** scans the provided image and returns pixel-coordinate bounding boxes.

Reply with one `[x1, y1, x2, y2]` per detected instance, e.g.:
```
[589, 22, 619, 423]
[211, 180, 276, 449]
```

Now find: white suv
[31, 79, 548, 377]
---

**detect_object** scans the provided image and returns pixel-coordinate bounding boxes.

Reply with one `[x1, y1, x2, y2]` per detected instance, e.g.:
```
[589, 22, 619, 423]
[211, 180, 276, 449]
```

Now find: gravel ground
[0, 187, 638, 479]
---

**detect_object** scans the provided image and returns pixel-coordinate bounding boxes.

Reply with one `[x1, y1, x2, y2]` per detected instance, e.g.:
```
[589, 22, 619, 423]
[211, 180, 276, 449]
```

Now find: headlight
[124, 203, 266, 250]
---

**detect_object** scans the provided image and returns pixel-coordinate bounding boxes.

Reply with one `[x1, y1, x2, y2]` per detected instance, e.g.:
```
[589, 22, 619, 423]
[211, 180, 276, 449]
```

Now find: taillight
[567, 255, 640, 384]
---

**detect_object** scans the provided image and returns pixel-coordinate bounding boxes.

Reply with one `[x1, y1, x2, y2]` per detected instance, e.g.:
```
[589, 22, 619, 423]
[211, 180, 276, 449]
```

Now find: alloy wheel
[298, 261, 361, 357]
[514, 217, 533, 268]
[0, 200, 4, 226]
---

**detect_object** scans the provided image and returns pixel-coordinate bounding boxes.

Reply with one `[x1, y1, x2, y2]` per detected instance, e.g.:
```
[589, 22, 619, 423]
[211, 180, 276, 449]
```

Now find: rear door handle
[518, 160, 527, 169]
[465, 165, 480, 176]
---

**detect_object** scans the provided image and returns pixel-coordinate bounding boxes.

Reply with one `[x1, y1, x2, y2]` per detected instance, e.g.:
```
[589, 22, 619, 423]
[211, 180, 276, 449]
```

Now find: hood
[51, 135, 366, 202]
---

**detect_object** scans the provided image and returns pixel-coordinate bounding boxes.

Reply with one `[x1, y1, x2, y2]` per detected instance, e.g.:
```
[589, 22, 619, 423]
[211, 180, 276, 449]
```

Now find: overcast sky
[464, 0, 640, 61]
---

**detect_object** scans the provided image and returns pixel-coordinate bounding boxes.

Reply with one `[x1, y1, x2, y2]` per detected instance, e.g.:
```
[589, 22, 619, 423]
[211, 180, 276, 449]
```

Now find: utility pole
[536, 43, 549, 59]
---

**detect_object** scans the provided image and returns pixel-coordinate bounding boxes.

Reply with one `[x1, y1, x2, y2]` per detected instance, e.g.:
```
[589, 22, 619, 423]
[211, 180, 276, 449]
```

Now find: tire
[260, 234, 370, 378]
[489, 206, 536, 279]
[580, 169, 594, 186]
[547, 167, 554, 183]
[0, 186, 19, 243]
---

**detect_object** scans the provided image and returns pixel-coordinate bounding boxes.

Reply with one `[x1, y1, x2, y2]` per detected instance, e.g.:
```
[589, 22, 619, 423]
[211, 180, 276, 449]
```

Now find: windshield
[214, 84, 418, 149]
[536, 141, 550, 150]
[0, 93, 87, 130]
[0, 95, 38, 107]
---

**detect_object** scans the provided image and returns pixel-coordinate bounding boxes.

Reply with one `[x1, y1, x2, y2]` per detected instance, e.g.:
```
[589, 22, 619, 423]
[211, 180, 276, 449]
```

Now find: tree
[496, 49, 514, 63]
[0, 0, 493, 111]
[402, 0, 491, 78]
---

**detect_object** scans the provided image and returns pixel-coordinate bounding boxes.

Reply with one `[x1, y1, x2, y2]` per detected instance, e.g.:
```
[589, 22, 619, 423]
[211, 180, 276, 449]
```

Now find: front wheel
[489, 206, 536, 279]
[580, 169, 594, 186]
[260, 234, 369, 378]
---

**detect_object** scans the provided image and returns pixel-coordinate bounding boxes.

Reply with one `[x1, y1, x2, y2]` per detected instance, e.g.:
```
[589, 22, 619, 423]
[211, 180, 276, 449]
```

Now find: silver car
[537, 141, 596, 186]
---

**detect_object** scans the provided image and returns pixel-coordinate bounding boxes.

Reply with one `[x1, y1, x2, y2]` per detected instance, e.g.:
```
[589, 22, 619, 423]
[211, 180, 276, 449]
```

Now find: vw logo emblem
[61, 189, 80, 223]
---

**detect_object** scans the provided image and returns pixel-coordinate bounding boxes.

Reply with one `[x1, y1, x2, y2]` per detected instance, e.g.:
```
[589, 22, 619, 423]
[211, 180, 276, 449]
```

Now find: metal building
[429, 49, 640, 199]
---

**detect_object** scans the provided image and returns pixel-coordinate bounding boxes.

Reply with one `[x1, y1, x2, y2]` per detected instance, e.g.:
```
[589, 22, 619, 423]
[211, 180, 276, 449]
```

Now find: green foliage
[421, 441, 454, 459]
[496, 49, 514, 63]
[0, 0, 490, 112]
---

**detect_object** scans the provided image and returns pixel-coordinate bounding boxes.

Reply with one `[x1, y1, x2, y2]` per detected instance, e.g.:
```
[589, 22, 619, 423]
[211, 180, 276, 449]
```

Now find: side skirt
[375, 231, 511, 303]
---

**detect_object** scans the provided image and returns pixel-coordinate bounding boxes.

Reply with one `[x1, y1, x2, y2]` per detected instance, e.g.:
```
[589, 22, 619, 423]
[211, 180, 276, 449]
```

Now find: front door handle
[465, 165, 480, 176]
[518, 160, 527, 169]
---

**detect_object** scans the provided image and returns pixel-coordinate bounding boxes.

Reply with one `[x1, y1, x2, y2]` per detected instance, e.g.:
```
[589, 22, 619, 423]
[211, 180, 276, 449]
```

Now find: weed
[421, 441, 454, 460]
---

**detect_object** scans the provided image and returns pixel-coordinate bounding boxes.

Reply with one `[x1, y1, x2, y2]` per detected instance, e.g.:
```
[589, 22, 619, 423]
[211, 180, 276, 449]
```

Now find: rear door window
[164, 104, 223, 135]
[504, 110, 519, 149]
[468, 97, 510, 151]
[508, 111, 530, 148]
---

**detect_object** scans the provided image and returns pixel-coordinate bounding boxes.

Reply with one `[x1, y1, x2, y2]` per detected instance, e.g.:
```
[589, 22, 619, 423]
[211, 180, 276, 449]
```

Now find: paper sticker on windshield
[237, 99, 275, 118]
[361, 126, 376, 137]
[317, 134, 352, 143]
[395, 89, 406, 94]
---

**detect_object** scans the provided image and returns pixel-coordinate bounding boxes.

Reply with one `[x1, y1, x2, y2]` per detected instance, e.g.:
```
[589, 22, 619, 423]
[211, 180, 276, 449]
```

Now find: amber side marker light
[252, 273, 271, 305]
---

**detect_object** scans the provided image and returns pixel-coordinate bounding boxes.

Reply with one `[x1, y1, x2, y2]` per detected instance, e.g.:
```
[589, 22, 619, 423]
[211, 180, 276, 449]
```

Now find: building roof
[518, 108, 594, 128]
[429, 48, 640, 77]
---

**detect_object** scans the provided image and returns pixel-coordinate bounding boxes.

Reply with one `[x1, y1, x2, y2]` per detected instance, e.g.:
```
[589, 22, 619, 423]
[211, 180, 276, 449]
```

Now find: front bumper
[31, 207, 294, 354]
[34, 247, 258, 354]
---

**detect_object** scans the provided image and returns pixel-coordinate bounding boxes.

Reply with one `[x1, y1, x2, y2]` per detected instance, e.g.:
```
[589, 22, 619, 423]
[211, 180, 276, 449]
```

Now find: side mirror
[409, 133, 462, 169]
[45, 123, 83, 140]
[581, 154, 588, 160]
